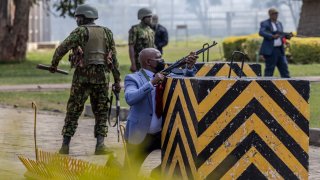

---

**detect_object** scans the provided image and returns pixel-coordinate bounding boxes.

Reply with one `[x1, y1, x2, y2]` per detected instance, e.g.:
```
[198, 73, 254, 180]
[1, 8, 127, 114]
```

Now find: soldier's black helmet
[75, 4, 98, 19]
[137, 8, 152, 20]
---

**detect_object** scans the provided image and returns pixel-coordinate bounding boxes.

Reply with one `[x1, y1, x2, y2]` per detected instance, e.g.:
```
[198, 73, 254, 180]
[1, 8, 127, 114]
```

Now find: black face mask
[155, 61, 165, 72]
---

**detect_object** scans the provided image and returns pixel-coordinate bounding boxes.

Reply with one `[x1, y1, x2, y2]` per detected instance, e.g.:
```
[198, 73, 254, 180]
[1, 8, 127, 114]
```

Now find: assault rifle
[160, 41, 218, 75]
[273, 31, 294, 40]
[107, 85, 121, 142]
[282, 32, 294, 39]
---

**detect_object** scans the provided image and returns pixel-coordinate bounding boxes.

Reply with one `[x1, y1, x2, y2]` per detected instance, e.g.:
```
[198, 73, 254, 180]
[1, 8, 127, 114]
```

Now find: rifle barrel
[161, 41, 218, 74]
[195, 41, 218, 55]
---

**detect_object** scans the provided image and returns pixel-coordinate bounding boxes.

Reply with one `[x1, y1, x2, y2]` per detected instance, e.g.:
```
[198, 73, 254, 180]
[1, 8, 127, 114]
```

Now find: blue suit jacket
[124, 68, 196, 144]
[259, 19, 285, 56]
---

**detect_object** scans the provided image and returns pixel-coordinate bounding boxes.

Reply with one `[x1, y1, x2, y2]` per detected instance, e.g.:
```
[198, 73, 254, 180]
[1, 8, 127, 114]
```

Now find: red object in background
[282, 37, 287, 44]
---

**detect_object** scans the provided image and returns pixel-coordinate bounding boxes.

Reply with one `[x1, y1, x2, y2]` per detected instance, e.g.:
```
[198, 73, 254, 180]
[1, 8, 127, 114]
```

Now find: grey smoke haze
[51, 0, 302, 41]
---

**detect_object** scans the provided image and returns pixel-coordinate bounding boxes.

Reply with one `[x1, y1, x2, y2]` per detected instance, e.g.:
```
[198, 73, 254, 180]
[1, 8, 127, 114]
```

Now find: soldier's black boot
[59, 136, 71, 154]
[95, 135, 113, 155]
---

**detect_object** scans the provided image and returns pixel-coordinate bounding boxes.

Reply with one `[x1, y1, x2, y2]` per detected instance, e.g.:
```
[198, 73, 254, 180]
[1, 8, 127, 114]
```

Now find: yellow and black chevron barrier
[194, 62, 261, 77]
[166, 62, 261, 77]
[161, 77, 309, 180]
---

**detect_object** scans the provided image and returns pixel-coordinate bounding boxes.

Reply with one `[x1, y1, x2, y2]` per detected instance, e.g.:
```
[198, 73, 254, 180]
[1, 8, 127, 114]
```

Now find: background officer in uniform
[151, 14, 169, 54]
[49, 4, 121, 155]
[128, 7, 155, 72]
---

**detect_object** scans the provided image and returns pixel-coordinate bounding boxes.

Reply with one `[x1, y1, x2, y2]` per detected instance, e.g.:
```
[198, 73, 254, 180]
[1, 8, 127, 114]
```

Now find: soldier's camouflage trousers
[62, 83, 109, 137]
[135, 57, 141, 70]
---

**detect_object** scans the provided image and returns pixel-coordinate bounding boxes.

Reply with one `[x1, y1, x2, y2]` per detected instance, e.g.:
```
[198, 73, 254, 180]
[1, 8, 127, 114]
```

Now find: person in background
[151, 14, 169, 54]
[128, 8, 155, 72]
[259, 8, 291, 78]
[123, 47, 198, 175]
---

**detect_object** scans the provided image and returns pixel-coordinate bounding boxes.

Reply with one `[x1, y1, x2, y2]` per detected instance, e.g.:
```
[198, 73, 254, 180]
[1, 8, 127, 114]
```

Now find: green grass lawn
[259, 63, 320, 77]
[0, 90, 128, 112]
[310, 83, 320, 127]
[0, 39, 319, 127]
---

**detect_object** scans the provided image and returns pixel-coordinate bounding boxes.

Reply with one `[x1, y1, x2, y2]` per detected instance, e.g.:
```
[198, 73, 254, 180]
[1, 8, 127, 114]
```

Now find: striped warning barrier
[161, 77, 309, 180]
[166, 62, 261, 77]
[194, 62, 261, 77]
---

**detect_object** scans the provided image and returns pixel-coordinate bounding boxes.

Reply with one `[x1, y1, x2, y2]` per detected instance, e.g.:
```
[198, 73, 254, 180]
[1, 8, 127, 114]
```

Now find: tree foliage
[52, 0, 85, 18]
[0, 0, 85, 62]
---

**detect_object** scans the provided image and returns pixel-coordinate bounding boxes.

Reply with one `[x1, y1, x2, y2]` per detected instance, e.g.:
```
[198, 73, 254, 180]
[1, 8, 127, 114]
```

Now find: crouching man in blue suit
[124, 48, 198, 174]
[259, 8, 290, 78]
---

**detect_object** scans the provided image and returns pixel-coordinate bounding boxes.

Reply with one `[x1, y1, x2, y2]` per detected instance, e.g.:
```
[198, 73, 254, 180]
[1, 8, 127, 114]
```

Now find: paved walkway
[0, 106, 319, 179]
[0, 76, 319, 92]
[0, 106, 160, 179]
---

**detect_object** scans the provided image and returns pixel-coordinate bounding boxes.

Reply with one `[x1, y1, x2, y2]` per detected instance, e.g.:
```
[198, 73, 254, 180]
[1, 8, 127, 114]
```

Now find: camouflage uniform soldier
[49, 4, 121, 155]
[128, 8, 155, 72]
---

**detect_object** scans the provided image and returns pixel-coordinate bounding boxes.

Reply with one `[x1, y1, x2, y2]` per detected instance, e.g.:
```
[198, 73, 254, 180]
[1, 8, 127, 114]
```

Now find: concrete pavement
[0, 106, 159, 179]
[0, 106, 319, 179]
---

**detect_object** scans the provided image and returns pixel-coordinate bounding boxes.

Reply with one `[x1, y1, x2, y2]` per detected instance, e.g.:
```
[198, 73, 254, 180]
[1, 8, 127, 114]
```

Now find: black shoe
[95, 144, 113, 155]
[95, 135, 113, 155]
[59, 145, 69, 154]
[59, 136, 71, 154]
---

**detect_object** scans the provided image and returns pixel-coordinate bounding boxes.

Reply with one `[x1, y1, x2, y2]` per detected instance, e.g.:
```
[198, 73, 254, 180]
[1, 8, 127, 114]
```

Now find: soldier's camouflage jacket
[51, 23, 121, 84]
[128, 22, 155, 63]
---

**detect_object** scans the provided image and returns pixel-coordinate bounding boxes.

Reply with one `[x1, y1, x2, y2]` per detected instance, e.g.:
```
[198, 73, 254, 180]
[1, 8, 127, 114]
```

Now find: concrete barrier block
[161, 77, 310, 179]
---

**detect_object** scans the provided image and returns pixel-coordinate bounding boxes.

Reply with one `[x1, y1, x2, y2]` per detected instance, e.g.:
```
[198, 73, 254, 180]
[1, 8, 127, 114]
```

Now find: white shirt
[271, 22, 282, 47]
[143, 69, 163, 134]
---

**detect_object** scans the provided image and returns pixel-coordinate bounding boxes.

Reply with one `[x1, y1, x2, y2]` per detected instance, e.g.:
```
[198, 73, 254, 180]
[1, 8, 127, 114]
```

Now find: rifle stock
[160, 41, 218, 75]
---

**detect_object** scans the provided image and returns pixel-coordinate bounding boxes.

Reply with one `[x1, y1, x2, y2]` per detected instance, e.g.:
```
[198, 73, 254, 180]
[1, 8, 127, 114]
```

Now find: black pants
[125, 132, 161, 173]
[264, 47, 290, 78]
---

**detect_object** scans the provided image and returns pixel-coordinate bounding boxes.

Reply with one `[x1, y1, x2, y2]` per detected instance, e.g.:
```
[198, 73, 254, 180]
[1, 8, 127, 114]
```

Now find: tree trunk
[297, 0, 320, 37]
[0, 0, 32, 62]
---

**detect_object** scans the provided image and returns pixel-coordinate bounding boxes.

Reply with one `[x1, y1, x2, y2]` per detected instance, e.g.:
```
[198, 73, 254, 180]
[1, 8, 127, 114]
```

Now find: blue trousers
[263, 47, 290, 78]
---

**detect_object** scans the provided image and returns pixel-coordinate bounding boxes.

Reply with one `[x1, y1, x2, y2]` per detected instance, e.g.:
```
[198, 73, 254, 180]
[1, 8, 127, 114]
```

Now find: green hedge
[222, 34, 261, 62]
[222, 36, 247, 60]
[223, 34, 320, 64]
[290, 38, 320, 64]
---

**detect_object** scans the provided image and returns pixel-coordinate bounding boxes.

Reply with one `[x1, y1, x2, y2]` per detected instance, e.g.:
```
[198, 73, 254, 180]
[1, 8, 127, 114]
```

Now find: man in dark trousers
[124, 48, 198, 175]
[151, 15, 169, 54]
[259, 8, 291, 78]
